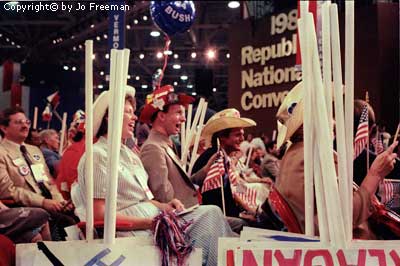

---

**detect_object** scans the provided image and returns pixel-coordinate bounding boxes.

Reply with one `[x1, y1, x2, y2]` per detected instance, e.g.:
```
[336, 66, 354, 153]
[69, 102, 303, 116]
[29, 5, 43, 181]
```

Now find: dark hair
[265, 140, 277, 151]
[210, 128, 233, 147]
[0, 106, 26, 127]
[150, 104, 172, 123]
[96, 96, 136, 139]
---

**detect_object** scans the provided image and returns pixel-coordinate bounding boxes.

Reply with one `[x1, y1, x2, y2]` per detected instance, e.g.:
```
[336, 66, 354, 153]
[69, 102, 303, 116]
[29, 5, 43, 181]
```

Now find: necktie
[20, 145, 52, 199]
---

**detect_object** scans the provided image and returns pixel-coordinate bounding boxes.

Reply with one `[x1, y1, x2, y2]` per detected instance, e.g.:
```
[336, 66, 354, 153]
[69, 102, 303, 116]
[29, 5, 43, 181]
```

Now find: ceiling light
[187, 84, 193, 89]
[206, 49, 216, 59]
[63, 65, 69, 70]
[226, 53, 230, 59]
[11, 41, 14, 45]
[164, 50, 173, 55]
[141, 84, 148, 89]
[90, 24, 95, 28]
[105, 53, 109, 59]
[71, 35, 75, 39]
[172, 64, 181, 69]
[191, 52, 197, 58]
[100, 71, 104, 76]
[135, 76, 140, 80]
[191, 92, 197, 96]
[16, 45, 21, 48]
[126, 24, 131, 30]
[143, 15, 148, 21]
[134, 19, 139, 24]
[78, 44, 83, 49]
[103, 34, 108, 39]
[0, 34, 2, 37]
[92, 54, 96, 60]
[96, 36, 101, 41]
[156, 51, 163, 59]
[228, 1, 240, 9]
[98, 84, 104, 89]
[72, 66, 77, 71]
[139, 53, 144, 59]
[73, 46, 76, 51]
[173, 81, 178, 86]
[127, 75, 131, 79]
[150, 30, 160, 37]
[173, 54, 179, 59]
[180, 75, 188, 81]
[213, 87, 217, 92]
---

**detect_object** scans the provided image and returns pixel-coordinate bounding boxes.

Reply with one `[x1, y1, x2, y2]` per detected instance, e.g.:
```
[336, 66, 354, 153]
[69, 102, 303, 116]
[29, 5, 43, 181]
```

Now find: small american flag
[354, 105, 369, 159]
[379, 180, 400, 205]
[371, 134, 384, 154]
[201, 151, 225, 193]
[234, 185, 258, 207]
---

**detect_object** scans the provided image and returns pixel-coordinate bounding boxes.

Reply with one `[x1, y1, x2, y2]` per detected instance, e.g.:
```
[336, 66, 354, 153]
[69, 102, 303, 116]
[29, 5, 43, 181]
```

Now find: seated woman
[0, 201, 51, 243]
[72, 86, 234, 266]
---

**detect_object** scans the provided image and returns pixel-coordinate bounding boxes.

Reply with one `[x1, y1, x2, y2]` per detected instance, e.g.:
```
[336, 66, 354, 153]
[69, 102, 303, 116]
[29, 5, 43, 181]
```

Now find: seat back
[268, 188, 302, 234]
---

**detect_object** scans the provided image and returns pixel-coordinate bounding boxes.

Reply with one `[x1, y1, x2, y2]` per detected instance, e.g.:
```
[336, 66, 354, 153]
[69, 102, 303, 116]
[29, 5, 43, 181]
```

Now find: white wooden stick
[393, 123, 400, 145]
[186, 104, 193, 148]
[271, 130, 277, 142]
[180, 107, 186, 162]
[298, 2, 314, 237]
[33, 106, 38, 130]
[84, 39, 94, 241]
[104, 49, 129, 244]
[245, 146, 253, 169]
[58, 112, 67, 155]
[188, 102, 208, 176]
[344, 0, 355, 242]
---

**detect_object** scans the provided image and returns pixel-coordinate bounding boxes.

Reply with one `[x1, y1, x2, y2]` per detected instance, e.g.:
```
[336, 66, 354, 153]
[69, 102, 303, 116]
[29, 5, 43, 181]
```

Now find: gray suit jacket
[140, 130, 205, 207]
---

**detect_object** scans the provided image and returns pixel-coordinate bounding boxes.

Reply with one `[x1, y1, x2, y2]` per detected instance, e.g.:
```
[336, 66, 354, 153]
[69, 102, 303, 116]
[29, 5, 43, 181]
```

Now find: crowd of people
[0, 82, 399, 265]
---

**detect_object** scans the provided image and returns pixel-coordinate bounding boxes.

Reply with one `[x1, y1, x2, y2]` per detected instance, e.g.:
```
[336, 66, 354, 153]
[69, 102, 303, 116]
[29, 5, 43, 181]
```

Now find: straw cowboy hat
[139, 85, 194, 124]
[93, 85, 136, 136]
[276, 82, 304, 149]
[201, 108, 256, 147]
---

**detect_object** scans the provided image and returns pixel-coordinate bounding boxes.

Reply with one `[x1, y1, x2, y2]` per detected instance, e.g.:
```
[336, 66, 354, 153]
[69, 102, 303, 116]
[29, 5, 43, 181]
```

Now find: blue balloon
[150, 1, 196, 37]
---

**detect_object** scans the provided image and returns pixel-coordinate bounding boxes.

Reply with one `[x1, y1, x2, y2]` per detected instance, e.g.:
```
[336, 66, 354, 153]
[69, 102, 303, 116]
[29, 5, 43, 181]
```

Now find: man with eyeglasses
[0, 106, 77, 240]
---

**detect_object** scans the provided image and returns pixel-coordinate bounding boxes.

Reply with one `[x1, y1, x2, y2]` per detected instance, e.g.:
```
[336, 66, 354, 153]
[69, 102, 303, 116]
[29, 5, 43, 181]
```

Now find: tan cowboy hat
[201, 108, 256, 146]
[276, 82, 304, 149]
[93, 85, 136, 136]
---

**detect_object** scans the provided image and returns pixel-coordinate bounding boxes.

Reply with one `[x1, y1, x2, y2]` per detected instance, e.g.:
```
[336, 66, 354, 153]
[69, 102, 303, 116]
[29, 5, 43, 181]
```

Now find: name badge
[133, 166, 154, 200]
[31, 164, 49, 183]
[12, 158, 25, 166]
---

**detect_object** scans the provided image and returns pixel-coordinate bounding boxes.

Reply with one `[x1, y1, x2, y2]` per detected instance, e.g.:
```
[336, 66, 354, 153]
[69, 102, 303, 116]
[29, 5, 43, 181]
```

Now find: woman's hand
[167, 199, 184, 212]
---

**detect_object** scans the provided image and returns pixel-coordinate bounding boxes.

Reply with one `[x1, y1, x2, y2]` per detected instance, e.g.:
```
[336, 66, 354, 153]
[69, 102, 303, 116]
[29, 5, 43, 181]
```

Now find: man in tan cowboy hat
[192, 108, 256, 230]
[139, 85, 214, 208]
[275, 81, 398, 238]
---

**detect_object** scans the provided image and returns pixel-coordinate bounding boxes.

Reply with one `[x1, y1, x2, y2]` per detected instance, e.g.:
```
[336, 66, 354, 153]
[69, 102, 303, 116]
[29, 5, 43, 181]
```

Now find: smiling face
[220, 128, 245, 154]
[121, 99, 138, 140]
[155, 104, 186, 137]
[0, 112, 31, 144]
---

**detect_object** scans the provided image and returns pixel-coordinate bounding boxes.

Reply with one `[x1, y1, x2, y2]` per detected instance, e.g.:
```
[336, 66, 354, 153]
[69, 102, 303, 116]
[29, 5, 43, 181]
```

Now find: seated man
[0, 106, 77, 240]
[39, 129, 61, 177]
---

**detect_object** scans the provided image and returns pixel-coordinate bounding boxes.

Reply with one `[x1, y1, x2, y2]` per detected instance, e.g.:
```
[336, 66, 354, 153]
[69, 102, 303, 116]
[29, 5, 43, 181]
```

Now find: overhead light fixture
[103, 34, 108, 39]
[228, 1, 240, 9]
[71, 35, 75, 39]
[180, 75, 188, 81]
[143, 15, 148, 21]
[5, 38, 9, 42]
[73, 46, 76, 51]
[206, 49, 216, 60]
[173, 54, 179, 59]
[172, 64, 181, 69]
[100, 71, 104, 76]
[191, 92, 197, 96]
[164, 50, 173, 55]
[11, 41, 15, 45]
[135, 76, 140, 80]
[16, 45, 21, 48]
[98, 84, 104, 89]
[150, 30, 160, 37]
[96, 36, 101, 41]
[92, 54, 96, 60]
[78, 44, 83, 49]
[134, 19, 139, 24]
[190, 52, 197, 59]
[90, 24, 95, 28]
[126, 24, 131, 30]
[139, 53, 145, 59]
[213, 87, 217, 92]
[187, 84, 193, 89]
[72, 66, 77, 71]
[141, 84, 148, 89]
[226, 53, 230, 59]
[63, 65, 69, 71]
[173, 81, 178, 86]
[156, 52, 163, 59]
[105, 53, 109, 59]
[127, 75, 131, 79]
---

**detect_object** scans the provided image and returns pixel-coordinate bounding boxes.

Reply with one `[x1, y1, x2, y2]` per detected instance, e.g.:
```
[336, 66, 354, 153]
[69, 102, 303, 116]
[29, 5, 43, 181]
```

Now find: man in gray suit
[139, 85, 208, 207]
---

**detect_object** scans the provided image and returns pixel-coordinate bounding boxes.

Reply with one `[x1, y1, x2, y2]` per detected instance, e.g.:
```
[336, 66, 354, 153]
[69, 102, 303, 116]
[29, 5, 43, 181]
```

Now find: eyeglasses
[11, 119, 31, 126]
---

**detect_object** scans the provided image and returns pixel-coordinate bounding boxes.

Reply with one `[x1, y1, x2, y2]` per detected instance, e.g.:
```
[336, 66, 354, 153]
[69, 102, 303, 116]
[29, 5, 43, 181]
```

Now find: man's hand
[42, 199, 64, 212]
[369, 141, 398, 180]
[204, 153, 218, 173]
[168, 199, 184, 212]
